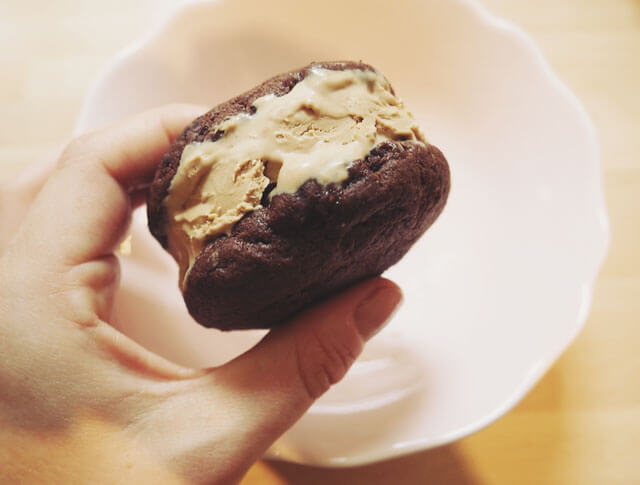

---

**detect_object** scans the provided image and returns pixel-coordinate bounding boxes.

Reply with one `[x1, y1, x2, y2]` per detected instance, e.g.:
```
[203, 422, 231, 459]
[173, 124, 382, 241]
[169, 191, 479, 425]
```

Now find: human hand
[0, 105, 402, 484]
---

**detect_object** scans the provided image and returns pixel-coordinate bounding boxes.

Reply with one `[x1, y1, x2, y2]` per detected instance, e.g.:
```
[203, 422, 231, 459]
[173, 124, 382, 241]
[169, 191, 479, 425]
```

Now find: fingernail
[354, 282, 403, 340]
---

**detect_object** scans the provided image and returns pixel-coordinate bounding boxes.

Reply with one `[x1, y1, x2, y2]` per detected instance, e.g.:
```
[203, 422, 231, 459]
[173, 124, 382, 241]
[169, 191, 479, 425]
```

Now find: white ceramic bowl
[75, 0, 609, 467]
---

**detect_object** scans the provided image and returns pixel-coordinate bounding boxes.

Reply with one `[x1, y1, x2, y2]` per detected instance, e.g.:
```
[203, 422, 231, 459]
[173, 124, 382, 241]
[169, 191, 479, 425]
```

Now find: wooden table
[1, 1, 638, 483]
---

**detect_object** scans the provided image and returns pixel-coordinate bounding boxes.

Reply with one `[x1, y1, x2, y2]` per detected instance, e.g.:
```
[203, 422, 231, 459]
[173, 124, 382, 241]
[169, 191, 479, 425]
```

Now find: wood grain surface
[1, 1, 638, 483]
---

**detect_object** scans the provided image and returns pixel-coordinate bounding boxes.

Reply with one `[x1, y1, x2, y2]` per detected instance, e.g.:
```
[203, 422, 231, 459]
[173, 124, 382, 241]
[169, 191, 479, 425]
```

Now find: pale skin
[0, 105, 402, 484]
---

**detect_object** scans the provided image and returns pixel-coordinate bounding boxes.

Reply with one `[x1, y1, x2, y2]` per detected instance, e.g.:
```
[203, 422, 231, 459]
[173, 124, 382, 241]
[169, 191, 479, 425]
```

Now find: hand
[0, 105, 402, 484]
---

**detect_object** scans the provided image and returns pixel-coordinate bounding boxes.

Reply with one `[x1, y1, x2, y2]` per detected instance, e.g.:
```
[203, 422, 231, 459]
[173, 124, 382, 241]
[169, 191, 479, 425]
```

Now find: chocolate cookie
[148, 61, 450, 330]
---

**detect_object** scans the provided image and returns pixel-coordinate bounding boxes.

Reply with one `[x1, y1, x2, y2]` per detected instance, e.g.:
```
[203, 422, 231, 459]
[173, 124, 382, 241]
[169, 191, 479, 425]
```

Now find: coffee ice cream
[165, 67, 425, 285]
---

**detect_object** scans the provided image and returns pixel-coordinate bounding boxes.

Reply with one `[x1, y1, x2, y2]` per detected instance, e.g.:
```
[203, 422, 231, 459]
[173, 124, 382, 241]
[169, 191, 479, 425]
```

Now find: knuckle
[295, 325, 361, 401]
[59, 133, 98, 168]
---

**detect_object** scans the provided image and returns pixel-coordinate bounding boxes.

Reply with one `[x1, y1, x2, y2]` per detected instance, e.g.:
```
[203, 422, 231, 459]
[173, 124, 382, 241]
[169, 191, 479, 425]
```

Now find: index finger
[62, 104, 205, 190]
[9, 104, 205, 269]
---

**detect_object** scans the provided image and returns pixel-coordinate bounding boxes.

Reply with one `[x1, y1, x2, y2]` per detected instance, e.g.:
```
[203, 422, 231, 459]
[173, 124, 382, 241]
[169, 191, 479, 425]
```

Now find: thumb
[219, 276, 402, 418]
[135, 277, 401, 483]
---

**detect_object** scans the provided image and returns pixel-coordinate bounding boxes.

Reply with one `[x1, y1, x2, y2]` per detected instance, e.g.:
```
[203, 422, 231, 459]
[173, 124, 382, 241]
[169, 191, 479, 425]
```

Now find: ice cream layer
[164, 67, 426, 285]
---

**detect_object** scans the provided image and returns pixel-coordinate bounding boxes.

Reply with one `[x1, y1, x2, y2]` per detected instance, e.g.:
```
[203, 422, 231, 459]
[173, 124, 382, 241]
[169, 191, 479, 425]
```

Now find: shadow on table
[265, 444, 481, 485]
